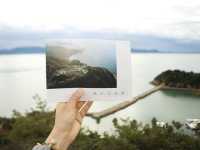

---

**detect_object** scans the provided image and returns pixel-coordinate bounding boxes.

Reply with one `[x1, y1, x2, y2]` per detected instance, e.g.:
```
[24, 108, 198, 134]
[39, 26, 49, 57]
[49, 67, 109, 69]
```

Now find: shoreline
[151, 81, 200, 95]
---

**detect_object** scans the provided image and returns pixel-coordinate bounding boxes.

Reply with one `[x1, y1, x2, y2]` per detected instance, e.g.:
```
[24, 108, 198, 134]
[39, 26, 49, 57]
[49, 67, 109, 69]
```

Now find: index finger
[68, 89, 84, 106]
[79, 101, 93, 117]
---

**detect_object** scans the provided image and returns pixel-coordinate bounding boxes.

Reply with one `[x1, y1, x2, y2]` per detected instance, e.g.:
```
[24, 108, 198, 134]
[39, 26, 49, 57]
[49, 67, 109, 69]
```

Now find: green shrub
[1, 100, 200, 150]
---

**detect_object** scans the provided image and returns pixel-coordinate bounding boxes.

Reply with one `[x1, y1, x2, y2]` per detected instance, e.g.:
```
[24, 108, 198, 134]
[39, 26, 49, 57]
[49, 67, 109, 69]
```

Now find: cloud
[0, 25, 200, 52]
[0, 0, 199, 50]
[140, 21, 200, 40]
[175, 4, 200, 19]
[0, 0, 200, 32]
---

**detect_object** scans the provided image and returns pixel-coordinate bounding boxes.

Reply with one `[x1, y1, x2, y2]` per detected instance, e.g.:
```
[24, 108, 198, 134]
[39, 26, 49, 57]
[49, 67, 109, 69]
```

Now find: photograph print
[46, 39, 117, 89]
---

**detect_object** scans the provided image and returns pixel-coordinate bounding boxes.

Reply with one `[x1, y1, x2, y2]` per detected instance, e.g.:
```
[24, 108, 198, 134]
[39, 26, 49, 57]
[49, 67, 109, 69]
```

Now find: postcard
[46, 39, 132, 101]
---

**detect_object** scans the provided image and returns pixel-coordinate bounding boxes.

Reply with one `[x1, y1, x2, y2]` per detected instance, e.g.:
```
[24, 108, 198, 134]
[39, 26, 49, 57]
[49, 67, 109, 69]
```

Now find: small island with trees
[151, 70, 200, 94]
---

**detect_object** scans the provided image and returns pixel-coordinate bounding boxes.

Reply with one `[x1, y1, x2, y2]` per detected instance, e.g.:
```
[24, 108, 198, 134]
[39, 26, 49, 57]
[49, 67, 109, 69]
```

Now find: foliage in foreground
[0, 100, 200, 150]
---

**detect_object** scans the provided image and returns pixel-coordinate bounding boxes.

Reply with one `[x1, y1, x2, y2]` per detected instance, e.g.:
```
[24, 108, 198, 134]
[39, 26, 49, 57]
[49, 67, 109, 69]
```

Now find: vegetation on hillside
[152, 70, 200, 90]
[46, 56, 117, 88]
[1, 99, 200, 150]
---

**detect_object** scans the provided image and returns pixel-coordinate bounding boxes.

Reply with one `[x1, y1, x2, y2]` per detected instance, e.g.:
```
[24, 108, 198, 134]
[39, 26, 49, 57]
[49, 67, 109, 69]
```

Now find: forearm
[45, 127, 71, 150]
[32, 128, 70, 150]
[32, 140, 69, 150]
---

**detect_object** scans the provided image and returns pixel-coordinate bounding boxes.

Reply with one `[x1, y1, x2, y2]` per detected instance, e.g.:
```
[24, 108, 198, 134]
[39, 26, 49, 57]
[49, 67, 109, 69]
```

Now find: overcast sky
[0, 0, 199, 49]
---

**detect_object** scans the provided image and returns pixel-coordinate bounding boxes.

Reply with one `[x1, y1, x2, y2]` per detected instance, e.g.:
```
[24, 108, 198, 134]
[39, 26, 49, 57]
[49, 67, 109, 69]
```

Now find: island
[151, 70, 200, 94]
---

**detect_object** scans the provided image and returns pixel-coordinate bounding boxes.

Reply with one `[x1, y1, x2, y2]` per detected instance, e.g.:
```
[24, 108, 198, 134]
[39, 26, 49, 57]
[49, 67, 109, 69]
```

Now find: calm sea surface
[0, 53, 200, 132]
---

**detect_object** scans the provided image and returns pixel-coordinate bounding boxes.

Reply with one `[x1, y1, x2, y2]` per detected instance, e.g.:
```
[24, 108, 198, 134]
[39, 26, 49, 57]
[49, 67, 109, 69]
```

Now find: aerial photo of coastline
[46, 40, 117, 88]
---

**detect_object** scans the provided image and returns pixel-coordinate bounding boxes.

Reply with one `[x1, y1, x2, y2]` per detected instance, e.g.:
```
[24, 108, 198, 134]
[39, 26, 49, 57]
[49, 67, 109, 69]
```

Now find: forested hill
[152, 70, 200, 90]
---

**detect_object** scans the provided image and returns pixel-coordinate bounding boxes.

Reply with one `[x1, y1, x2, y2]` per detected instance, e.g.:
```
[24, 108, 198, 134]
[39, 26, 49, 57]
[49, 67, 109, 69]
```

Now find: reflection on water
[160, 90, 200, 98]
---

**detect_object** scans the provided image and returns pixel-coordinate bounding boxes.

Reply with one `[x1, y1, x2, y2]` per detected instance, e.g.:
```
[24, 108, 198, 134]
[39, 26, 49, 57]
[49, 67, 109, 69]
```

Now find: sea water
[0, 53, 200, 132]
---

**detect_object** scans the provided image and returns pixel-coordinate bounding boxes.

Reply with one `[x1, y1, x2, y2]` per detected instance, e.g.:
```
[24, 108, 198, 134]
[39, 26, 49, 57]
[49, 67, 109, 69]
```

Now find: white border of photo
[46, 39, 132, 101]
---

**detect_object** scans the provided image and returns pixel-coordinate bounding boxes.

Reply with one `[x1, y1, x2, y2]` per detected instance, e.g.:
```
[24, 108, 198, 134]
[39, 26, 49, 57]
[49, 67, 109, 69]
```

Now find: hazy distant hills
[132, 48, 200, 53]
[1, 46, 200, 54]
[0, 28, 200, 54]
[0, 47, 161, 54]
[132, 49, 159, 53]
[0, 47, 44, 54]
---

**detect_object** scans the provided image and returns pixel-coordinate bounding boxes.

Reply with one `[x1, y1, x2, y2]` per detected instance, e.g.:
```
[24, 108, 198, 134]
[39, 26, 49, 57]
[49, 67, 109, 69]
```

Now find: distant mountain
[158, 50, 200, 53]
[71, 31, 200, 53]
[132, 48, 160, 53]
[0, 25, 200, 53]
[132, 48, 200, 53]
[1, 31, 200, 55]
[1, 45, 200, 55]
[0, 47, 45, 54]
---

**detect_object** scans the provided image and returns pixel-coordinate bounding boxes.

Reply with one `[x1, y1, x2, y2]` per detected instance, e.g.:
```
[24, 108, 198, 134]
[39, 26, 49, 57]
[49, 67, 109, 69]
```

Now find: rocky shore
[151, 70, 200, 95]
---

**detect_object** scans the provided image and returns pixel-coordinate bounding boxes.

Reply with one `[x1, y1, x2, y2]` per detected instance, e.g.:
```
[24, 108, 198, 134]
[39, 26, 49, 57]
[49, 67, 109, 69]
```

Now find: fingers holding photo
[75, 101, 93, 125]
[54, 89, 93, 124]
[68, 89, 85, 106]
[78, 101, 93, 118]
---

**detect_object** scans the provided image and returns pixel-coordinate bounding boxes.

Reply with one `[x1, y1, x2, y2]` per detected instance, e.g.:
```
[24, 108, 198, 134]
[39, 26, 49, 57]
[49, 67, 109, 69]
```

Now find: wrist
[46, 127, 70, 150]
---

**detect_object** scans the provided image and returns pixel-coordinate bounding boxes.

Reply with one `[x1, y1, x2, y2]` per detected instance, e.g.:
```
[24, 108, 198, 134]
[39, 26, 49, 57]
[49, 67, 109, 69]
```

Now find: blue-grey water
[0, 53, 200, 133]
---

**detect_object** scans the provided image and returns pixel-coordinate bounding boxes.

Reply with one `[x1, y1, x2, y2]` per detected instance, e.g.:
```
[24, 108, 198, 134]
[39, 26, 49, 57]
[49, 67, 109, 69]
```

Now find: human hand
[46, 89, 93, 150]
